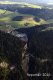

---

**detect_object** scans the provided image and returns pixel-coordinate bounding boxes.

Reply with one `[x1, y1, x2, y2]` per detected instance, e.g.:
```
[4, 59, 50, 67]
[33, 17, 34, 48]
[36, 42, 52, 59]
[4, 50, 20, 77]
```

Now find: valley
[0, 1, 53, 80]
[0, 1, 53, 31]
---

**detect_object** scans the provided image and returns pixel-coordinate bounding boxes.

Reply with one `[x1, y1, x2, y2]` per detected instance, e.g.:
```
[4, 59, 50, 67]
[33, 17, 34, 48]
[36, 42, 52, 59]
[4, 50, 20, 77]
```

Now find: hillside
[0, 30, 28, 80]
[0, 1, 53, 31]
[0, 1, 48, 31]
[0, 1, 53, 80]
[14, 24, 53, 80]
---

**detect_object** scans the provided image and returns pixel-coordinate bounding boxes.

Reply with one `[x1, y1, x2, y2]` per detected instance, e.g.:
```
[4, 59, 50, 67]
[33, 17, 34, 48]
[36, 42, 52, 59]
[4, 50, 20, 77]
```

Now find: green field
[0, 1, 53, 31]
[0, 8, 46, 30]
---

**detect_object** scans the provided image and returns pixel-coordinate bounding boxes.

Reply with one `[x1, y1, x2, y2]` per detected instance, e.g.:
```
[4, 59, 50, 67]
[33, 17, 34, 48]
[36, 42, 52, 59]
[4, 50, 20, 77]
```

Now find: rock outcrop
[0, 30, 28, 80]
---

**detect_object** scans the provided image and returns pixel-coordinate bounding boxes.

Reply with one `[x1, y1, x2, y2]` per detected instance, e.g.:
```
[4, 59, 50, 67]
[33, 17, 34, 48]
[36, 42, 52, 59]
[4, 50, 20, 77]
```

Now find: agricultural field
[0, 1, 53, 31]
[0, 9, 46, 30]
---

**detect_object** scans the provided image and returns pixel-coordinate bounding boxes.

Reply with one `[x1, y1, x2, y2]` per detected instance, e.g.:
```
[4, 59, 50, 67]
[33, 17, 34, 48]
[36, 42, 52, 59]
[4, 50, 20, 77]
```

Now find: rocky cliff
[0, 30, 28, 80]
